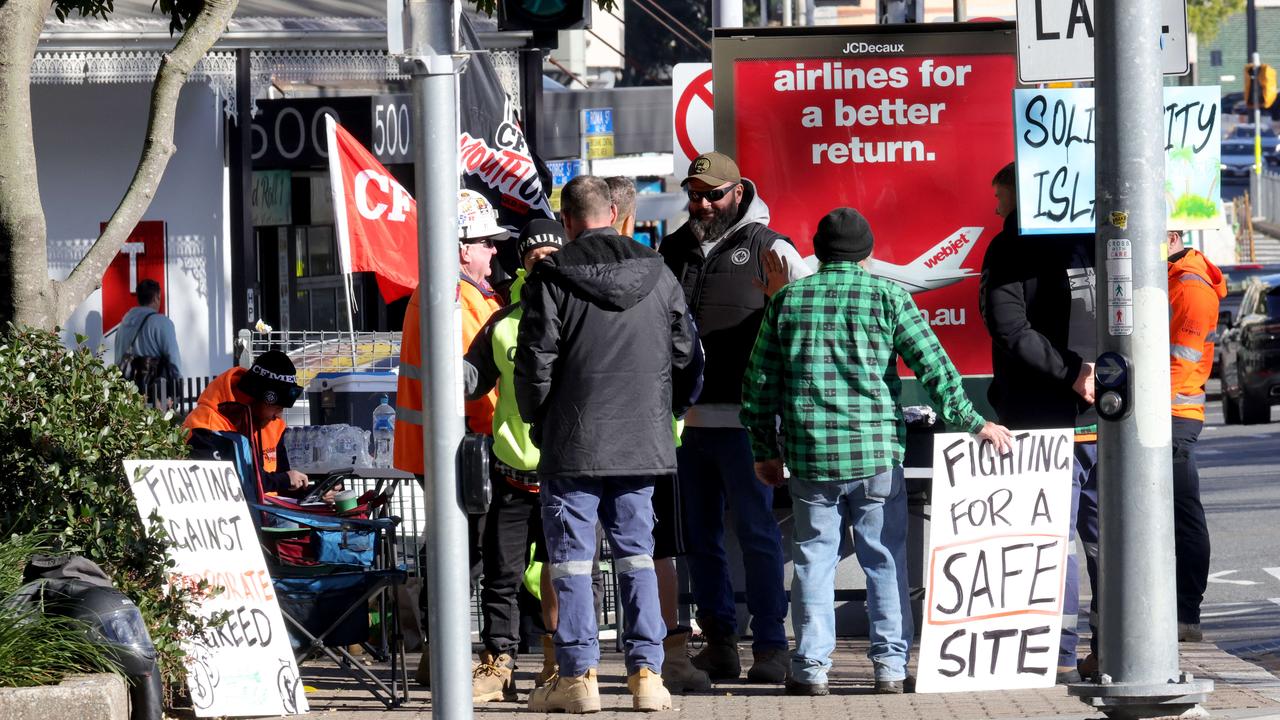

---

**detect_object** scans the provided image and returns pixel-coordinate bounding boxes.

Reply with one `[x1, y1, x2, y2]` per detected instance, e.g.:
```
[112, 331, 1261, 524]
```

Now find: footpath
[296, 639, 1280, 719]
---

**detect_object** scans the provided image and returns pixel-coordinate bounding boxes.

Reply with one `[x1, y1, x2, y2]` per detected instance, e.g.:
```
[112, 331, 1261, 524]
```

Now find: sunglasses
[686, 184, 738, 203]
[462, 238, 497, 248]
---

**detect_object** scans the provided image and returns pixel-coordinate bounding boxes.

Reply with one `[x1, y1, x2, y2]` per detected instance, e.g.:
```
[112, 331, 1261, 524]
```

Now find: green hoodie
[465, 271, 539, 472]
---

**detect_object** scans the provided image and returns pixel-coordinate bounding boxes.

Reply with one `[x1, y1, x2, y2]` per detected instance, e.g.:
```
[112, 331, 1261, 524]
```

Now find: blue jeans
[677, 427, 788, 650]
[1074, 441, 1100, 658]
[541, 476, 666, 676]
[789, 467, 910, 684]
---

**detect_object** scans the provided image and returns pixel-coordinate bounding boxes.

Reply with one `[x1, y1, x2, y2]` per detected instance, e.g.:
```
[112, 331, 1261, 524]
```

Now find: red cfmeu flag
[325, 115, 417, 302]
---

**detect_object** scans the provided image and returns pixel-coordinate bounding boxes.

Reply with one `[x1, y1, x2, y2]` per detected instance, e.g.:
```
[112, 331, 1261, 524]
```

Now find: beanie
[238, 350, 304, 408]
[517, 219, 568, 259]
[813, 208, 875, 263]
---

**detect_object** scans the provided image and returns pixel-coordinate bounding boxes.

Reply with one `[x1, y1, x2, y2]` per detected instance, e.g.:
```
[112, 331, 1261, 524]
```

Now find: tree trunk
[0, 0, 239, 331]
[0, 0, 53, 329]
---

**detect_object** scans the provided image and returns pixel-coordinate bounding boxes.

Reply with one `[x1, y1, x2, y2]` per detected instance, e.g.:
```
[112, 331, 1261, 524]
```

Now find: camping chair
[191, 430, 409, 708]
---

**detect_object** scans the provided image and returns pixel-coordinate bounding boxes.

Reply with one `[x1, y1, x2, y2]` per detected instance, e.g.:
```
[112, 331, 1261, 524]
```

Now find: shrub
[0, 326, 205, 696]
[0, 533, 120, 687]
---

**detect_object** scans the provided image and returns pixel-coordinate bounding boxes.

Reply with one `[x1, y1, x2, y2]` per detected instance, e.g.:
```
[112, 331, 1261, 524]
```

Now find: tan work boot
[746, 647, 789, 683]
[472, 650, 516, 703]
[662, 629, 711, 693]
[414, 644, 430, 688]
[527, 668, 601, 713]
[628, 667, 673, 712]
[536, 634, 558, 688]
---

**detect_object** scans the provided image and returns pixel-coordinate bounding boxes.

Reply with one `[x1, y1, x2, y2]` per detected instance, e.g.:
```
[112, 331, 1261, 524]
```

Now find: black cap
[813, 208, 875, 264]
[517, 219, 567, 259]
[238, 350, 304, 408]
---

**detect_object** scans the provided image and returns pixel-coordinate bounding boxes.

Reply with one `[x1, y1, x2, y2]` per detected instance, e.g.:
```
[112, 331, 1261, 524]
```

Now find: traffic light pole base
[1068, 675, 1214, 719]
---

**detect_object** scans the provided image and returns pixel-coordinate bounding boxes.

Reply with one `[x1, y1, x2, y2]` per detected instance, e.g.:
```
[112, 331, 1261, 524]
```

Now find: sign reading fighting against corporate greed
[916, 429, 1073, 693]
[1014, 86, 1223, 235]
[125, 460, 308, 717]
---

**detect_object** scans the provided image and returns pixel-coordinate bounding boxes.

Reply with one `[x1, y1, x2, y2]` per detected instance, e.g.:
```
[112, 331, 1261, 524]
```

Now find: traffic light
[498, 0, 590, 32]
[1244, 63, 1278, 109]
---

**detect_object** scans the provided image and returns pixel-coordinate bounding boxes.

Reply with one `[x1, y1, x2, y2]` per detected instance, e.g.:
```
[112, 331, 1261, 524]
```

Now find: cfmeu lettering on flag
[917, 429, 1074, 693]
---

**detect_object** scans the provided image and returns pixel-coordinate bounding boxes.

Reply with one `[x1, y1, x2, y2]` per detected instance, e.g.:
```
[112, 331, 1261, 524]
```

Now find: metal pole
[229, 48, 256, 333]
[1249, 0, 1262, 211]
[952, 0, 966, 22]
[713, 0, 744, 29]
[758, 0, 769, 27]
[1070, 0, 1214, 713]
[782, 0, 792, 26]
[406, 0, 472, 718]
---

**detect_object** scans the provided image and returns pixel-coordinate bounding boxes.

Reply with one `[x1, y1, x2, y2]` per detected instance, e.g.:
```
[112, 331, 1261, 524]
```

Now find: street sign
[672, 63, 714, 175]
[546, 159, 583, 212]
[580, 107, 614, 161]
[1014, 0, 1189, 83]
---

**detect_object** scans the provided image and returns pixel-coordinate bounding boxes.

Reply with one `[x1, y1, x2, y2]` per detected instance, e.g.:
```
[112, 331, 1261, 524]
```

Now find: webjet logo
[922, 232, 973, 270]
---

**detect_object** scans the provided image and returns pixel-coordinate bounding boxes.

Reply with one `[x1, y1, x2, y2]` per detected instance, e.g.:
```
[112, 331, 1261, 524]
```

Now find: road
[1194, 379, 1280, 654]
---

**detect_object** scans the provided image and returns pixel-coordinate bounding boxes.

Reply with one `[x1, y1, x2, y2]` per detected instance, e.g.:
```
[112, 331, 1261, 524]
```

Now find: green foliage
[0, 533, 121, 687]
[1187, 0, 1246, 44]
[51, 0, 205, 33]
[0, 326, 203, 695]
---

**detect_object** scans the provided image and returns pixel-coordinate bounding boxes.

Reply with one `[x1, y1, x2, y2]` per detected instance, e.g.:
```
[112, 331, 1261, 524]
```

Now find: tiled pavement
[292, 640, 1280, 719]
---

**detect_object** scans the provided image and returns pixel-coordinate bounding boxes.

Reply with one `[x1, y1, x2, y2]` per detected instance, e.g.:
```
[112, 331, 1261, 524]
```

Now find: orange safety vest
[183, 366, 288, 474]
[1169, 249, 1227, 422]
[394, 277, 502, 475]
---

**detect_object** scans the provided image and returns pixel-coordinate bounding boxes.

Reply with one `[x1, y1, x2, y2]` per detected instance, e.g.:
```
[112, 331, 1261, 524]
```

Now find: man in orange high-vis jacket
[1166, 229, 1226, 643]
[395, 189, 511, 688]
[394, 189, 510, 475]
[185, 351, 316, 498]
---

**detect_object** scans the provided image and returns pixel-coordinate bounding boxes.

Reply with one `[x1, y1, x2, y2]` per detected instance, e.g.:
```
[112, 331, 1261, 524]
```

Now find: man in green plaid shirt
[741, 208, 1011, 696]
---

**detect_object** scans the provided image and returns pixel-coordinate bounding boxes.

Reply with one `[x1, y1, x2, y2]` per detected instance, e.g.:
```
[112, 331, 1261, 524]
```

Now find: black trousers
[479, 481, 542, 656]
[1172, 416, 1211, 625]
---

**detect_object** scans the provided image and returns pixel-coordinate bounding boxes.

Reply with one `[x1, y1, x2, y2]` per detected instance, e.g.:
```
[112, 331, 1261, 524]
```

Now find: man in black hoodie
[980, 162, 1100, 683]
[516, 176, 699, 713]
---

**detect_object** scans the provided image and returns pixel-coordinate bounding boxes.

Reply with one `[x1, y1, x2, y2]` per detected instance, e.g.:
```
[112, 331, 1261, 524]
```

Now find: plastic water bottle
[372, 395, 396, 468]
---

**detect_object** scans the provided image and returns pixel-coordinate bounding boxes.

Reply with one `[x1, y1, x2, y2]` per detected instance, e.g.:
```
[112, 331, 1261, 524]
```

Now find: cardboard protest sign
[916, 429, 1073, 693]
[125, 460, 308, 717]
[729, 49, 1016, 376]
[1014, 86, 1222, 235]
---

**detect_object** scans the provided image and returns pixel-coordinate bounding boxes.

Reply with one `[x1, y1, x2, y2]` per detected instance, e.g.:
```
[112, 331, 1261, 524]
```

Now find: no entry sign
[672, 63, 714, 176]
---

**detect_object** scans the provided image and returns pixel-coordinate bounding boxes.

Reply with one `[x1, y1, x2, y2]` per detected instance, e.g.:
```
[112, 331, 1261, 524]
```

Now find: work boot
[691, 622, 741, 680]
[472, 650, 516, 703]
[528, 669, 601, 713]
[536, 634, 558, 688]
[414, 644, 430, 688]
[628, 667, 673, 712]
[1179, 623, 1204, 642]
[746, 647, 788, 683]
[1078, 653, 1099, 681]
[661, 628, 711, 693]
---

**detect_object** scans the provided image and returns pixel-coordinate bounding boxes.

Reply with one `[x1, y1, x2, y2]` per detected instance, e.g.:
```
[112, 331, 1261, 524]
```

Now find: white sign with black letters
[125, 459, 308, 717]
[916, 429, 1073, 693]
[1015, 0, 1189, 82]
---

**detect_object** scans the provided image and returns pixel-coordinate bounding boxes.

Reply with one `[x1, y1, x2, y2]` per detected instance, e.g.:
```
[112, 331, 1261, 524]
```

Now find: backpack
[117, 311, 179, 398]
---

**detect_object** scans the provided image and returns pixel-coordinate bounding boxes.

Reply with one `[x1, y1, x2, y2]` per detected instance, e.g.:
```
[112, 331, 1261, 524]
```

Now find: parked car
[1213, 263, 1280, 377]
[1219, 272, 1280, 424]
[1221, 124, 1280, 177]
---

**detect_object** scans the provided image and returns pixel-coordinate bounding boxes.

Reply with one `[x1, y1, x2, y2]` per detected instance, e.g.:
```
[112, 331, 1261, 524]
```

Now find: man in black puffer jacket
[516, 175, 699, 714]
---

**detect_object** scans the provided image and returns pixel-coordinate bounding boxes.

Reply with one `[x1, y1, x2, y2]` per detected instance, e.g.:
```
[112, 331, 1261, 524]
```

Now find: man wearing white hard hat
[396, 189, 512, 690]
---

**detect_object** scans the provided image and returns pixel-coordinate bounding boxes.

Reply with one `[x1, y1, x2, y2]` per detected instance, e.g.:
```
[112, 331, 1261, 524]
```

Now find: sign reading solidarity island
[125, 460, 308, 717]
[916, 429, 1073, 693]
[1014, 86, 1222, 235]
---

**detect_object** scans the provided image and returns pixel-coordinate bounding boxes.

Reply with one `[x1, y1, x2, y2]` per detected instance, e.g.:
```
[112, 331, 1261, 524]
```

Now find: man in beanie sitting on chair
[185, 351, 329, 501]
[740, 208, 1012, 696]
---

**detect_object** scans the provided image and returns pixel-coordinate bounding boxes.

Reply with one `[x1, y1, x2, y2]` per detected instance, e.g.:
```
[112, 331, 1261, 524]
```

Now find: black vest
[660, 221, 790, 405]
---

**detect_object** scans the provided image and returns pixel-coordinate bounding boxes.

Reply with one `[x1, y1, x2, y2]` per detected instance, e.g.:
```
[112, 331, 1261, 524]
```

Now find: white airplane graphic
[863, 226, 984, 294]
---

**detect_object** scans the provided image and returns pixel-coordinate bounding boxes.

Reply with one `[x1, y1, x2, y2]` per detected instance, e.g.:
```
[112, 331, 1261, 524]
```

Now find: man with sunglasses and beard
[657, 152, 810, 684]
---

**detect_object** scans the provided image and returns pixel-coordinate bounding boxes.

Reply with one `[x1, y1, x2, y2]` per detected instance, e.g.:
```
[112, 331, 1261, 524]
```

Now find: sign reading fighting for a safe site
[1015, 0, 1189, 83]
[916, 430, 1073, 693]
[126, 460, 308, 717]
[731, 47, 1015, 375]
